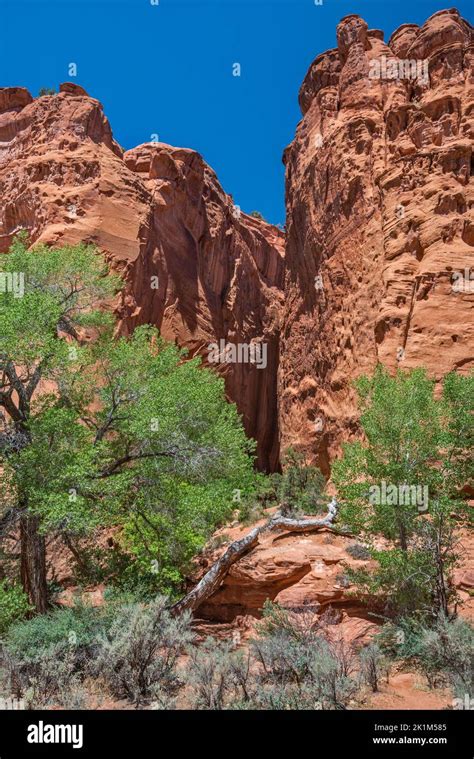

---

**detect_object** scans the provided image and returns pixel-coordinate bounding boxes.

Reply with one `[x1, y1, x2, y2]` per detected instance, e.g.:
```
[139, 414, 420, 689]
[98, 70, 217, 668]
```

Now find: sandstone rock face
[0, 85, 284, 471]
[1, 12, 473, 632]
[120, 143, 284, 471]
[197, 519, 375, 623]
[198, 8, 474, 628]
[453, 528, 474, 623]
[280, 9, 474, 474]
[196, 517, 472, 628]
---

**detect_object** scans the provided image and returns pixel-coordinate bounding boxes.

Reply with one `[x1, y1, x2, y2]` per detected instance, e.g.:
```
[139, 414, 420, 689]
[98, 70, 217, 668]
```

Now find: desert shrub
[247, 680, 325, 710]
[185, 638, 252, 709]
[416, 616, 474, 695]
[252, 602, 358, 709]
[207, 533, 231, 551]
[249, 211, 265, 221]
[95, 596, 193, 705]
[184, 603, 359, 711]
[378, 615, 474, 694]
[237, 498, 266, 526]
[335, 572, 351, 588]
[2, 596, 193, 708]
[237, 472, 281, 524]
[38, 87, 56, 96]
[253, 625, 313, 684]
[327, 631, 358, 679]
[253, 631, 356, 709]
[0, 581, 31, 636]
[256, 598, 315, 641]
[1, 600, 113, 707]
[0, 643, 86, 709]
[346, 543, 371, 561]
[5, 600, 110, 659]
[376, 617, 428, 661]
[359, 642, 388, 693]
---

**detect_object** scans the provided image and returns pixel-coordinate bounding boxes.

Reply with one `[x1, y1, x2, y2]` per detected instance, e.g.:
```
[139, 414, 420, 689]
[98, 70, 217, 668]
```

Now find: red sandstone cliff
[280, 8, 474, 474]
[1, 9, 473, 476]
[0, 83, 284, 471]
[2, 8, 473, 656]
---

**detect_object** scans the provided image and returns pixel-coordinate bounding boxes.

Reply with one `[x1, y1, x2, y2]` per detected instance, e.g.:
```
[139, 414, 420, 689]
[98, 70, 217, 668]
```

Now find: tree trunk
[397, 518, 408, 552]
[20, 513, 48, 614]
[434, 525, 449, 618]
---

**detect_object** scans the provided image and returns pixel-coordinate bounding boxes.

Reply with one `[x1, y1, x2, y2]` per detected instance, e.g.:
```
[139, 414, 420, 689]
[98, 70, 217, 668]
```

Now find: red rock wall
[280, 9, 474, 475]
[0, 83, 284, 471]
[120, 144, 284, 472]
[1, 9, 473, 477]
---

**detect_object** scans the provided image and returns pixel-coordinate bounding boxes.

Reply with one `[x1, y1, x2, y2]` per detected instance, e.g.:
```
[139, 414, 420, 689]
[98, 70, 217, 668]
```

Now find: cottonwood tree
[332, 366, 473, 620]
[0, 236, 118, 612]
[0, 237, 257, 612]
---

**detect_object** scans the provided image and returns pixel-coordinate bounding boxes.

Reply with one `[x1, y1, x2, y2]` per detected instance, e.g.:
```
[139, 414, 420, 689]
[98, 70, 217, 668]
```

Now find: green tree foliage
[0, 237, 258, 609]
[0, 580, 31, 635]
[332, 366, 473, 620]
[0, 236, 120, 611]
[236, 448, 328, 524]
[279, 448, 327, 516]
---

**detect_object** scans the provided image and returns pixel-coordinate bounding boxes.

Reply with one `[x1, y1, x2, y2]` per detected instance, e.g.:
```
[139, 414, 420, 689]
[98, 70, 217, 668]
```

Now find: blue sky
[2, 0, 472, 225]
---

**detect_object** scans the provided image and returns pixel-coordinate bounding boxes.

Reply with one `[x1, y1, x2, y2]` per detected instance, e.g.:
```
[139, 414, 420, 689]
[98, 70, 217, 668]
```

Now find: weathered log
[170, 498, 340, 617]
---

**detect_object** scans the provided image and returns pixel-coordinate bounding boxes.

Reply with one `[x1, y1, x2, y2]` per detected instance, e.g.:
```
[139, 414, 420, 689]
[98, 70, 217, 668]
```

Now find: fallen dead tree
[170, 498, 344, 616]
